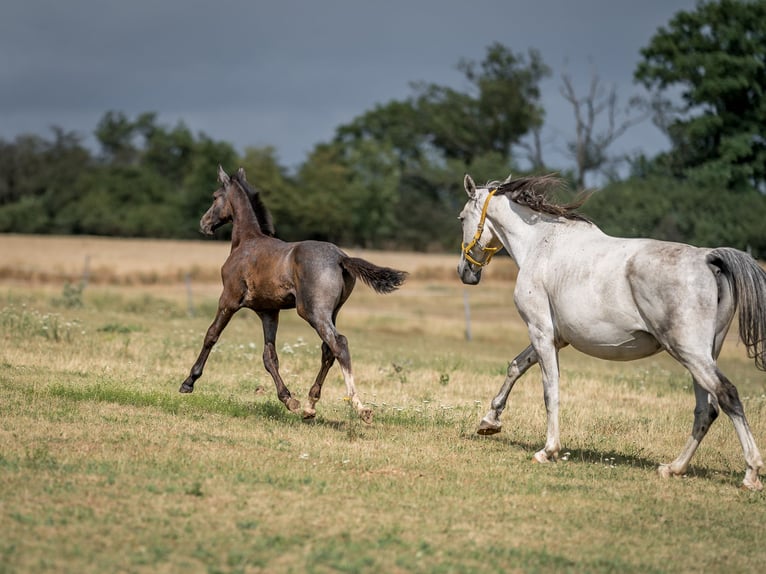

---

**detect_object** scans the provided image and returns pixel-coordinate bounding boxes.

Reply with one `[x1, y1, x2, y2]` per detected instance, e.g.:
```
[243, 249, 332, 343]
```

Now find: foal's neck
[229, 182, 265, 249]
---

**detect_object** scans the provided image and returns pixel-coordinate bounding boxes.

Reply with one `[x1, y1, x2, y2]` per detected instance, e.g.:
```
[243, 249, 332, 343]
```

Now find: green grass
[1, 282, 765, 573]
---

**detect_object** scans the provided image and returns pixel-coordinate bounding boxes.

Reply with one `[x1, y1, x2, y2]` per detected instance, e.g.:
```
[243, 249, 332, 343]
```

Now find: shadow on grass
[48, 382, 298, 425]
[464, 433, 741, 486]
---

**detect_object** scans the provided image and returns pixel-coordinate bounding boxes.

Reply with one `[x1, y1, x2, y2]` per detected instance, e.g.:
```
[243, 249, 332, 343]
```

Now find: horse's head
[457, 174, 503, 285]
[199, 165, 237, 235]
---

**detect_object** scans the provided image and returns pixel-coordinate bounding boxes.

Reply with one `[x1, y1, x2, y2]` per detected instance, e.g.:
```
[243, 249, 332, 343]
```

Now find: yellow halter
[462, 188, 503, 268]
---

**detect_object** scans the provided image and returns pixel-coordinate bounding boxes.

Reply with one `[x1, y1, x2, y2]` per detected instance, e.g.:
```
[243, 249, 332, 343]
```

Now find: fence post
[185, 272, 195, 317]
[463, 289, 472, 342]
[81, 255, 90, 289]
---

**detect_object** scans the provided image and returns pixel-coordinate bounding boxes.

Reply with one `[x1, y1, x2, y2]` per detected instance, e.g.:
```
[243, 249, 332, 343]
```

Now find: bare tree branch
[560, 71, 650, 188]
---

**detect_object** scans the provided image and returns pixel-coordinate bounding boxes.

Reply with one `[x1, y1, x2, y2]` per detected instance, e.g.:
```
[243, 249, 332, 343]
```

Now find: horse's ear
[218, 165, 230, 186]
[464, 174, 477, 199]
[236, 167, 247, 182]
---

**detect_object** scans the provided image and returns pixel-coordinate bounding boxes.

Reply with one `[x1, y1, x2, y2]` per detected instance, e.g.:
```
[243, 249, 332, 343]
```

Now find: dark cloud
[1, 0, 696, 169]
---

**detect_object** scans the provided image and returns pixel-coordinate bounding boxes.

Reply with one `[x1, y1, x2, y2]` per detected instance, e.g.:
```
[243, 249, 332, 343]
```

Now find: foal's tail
[708, 247, 766, 370]
[341, 257, 408, 294]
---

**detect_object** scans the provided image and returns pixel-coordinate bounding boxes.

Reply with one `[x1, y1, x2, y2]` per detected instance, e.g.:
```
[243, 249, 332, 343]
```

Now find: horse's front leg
[478, 345, 538, 435]
[257, 311, 302, 415]
[528, 329, 561, 463]
[180, 305, 235, 393]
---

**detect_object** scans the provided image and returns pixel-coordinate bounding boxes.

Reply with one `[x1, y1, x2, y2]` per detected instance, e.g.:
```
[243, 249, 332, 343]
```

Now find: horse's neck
[229, 184, 264, 249]
[492, 201, 586, 269]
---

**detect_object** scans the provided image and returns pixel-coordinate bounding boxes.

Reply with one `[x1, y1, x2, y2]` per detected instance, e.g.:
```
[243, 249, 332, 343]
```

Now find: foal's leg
[306, 315, 372, 424]
[477, 345, 538, 435]
[257, 310, 302, 415]
[302, 342, 335, 420]
[179, 305, 235, 393]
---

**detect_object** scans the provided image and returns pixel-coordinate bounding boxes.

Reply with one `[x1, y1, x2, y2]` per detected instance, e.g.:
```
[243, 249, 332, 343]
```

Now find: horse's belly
[567, 329, 662, 361]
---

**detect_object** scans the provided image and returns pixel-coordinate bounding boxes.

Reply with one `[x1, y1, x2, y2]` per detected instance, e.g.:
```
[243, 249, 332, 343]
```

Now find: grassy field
[1, 234, 765, 573]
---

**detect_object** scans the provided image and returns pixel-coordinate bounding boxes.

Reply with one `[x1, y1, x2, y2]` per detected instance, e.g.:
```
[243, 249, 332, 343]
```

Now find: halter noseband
[462, 187, 503, 268]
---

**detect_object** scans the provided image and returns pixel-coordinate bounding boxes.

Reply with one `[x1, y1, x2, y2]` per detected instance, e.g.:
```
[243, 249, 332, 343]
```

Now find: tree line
[1, 0, 765, 256]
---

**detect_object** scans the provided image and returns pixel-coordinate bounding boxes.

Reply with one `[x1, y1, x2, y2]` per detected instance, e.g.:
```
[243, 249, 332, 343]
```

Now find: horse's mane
[231, 172, 277, 237]
[490, 173, 591, 223]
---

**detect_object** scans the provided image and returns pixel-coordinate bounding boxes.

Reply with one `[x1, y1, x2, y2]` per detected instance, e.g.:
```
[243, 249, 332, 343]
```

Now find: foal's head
[199, 165, 237, 236]
[199, 166, 276, 237]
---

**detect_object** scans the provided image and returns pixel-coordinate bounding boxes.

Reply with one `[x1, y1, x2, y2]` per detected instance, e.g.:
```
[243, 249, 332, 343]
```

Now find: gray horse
[458, 173, 766, 490]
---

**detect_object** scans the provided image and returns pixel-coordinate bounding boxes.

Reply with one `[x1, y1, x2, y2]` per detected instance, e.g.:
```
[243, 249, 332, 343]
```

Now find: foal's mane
[490, 174, 591, 222]
[231, 172, 277, 237]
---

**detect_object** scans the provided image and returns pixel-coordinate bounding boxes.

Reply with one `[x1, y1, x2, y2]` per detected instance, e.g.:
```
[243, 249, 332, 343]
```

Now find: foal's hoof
[179, 382, 194, 393]
[359, 408, 374, 425]
[286, 398, 302, 415]
[476, 418, 502, 436]
[302, 407, 317, 420]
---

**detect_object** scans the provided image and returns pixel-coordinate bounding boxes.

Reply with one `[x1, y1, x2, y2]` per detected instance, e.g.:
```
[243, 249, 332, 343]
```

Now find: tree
[336, 43, 550, 169]
[177, 135, 238, 237]
[560, 72, 647, 188]
[328, 43, 550, 249]
[635, 0, 766, 191]
[285, 143, 359, 244]
[413, 43, 550, 164]
[583, 175, 766, 256]
[334, 101, 425, 167]
[95, 111, 143, 165]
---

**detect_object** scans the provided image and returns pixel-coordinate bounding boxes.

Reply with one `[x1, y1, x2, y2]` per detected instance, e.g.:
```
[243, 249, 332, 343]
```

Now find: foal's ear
[464, 174, 477, 199]
[218, 165, 230, 186]
[236, 167, 247, 182]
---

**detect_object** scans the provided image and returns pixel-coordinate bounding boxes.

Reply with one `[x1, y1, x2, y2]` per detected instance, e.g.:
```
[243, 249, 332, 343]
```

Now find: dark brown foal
[180, 166, 407, 423]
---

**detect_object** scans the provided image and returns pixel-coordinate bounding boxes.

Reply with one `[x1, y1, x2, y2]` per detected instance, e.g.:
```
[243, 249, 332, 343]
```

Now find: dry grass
[0, 233, 518, 286]
[1, 235, 765, 573]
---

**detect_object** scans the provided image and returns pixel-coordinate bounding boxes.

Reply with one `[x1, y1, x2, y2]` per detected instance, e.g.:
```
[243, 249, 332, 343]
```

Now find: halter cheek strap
[462, 188, 503, 268]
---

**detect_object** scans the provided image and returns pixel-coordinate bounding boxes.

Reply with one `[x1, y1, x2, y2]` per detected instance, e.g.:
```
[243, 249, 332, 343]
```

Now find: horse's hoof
[359, 408, 373, 425]
[179, 382, 194, 393]
[286, 398, 302, 415]
[533, 450, 552, 464]
[302, 408, 316, 420]
[657, 464, 673, 479]
[477, 418, 502, 436]
[742, 476, 763, 492]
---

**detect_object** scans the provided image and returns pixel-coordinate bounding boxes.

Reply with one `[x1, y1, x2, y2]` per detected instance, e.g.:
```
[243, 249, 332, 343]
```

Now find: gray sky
[1, 0, 696, 171]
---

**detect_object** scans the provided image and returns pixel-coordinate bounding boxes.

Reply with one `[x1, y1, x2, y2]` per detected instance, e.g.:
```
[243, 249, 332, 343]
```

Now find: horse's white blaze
[459, 173, 766, 490]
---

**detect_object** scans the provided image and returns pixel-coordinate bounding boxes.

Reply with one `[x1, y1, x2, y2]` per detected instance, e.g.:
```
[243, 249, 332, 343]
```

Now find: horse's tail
[708, 247, 766, 370]
[341, 257, 408, 294]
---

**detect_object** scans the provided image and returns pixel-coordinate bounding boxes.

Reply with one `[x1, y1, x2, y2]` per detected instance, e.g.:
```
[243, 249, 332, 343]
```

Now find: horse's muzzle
[457, 260, 482, 285]
[199, 216, 216, 236]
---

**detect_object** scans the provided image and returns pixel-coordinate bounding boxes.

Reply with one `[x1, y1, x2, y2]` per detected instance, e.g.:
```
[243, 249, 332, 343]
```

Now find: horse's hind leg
[665, 359, 763, 490]
[302, 342, 335, 420]
[658, 379, 719, 478]
[308, 316, 372, 424]
[478, 345, 538, 435]
[180, 304, 235, 393]
[257, 311, 302, 415]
